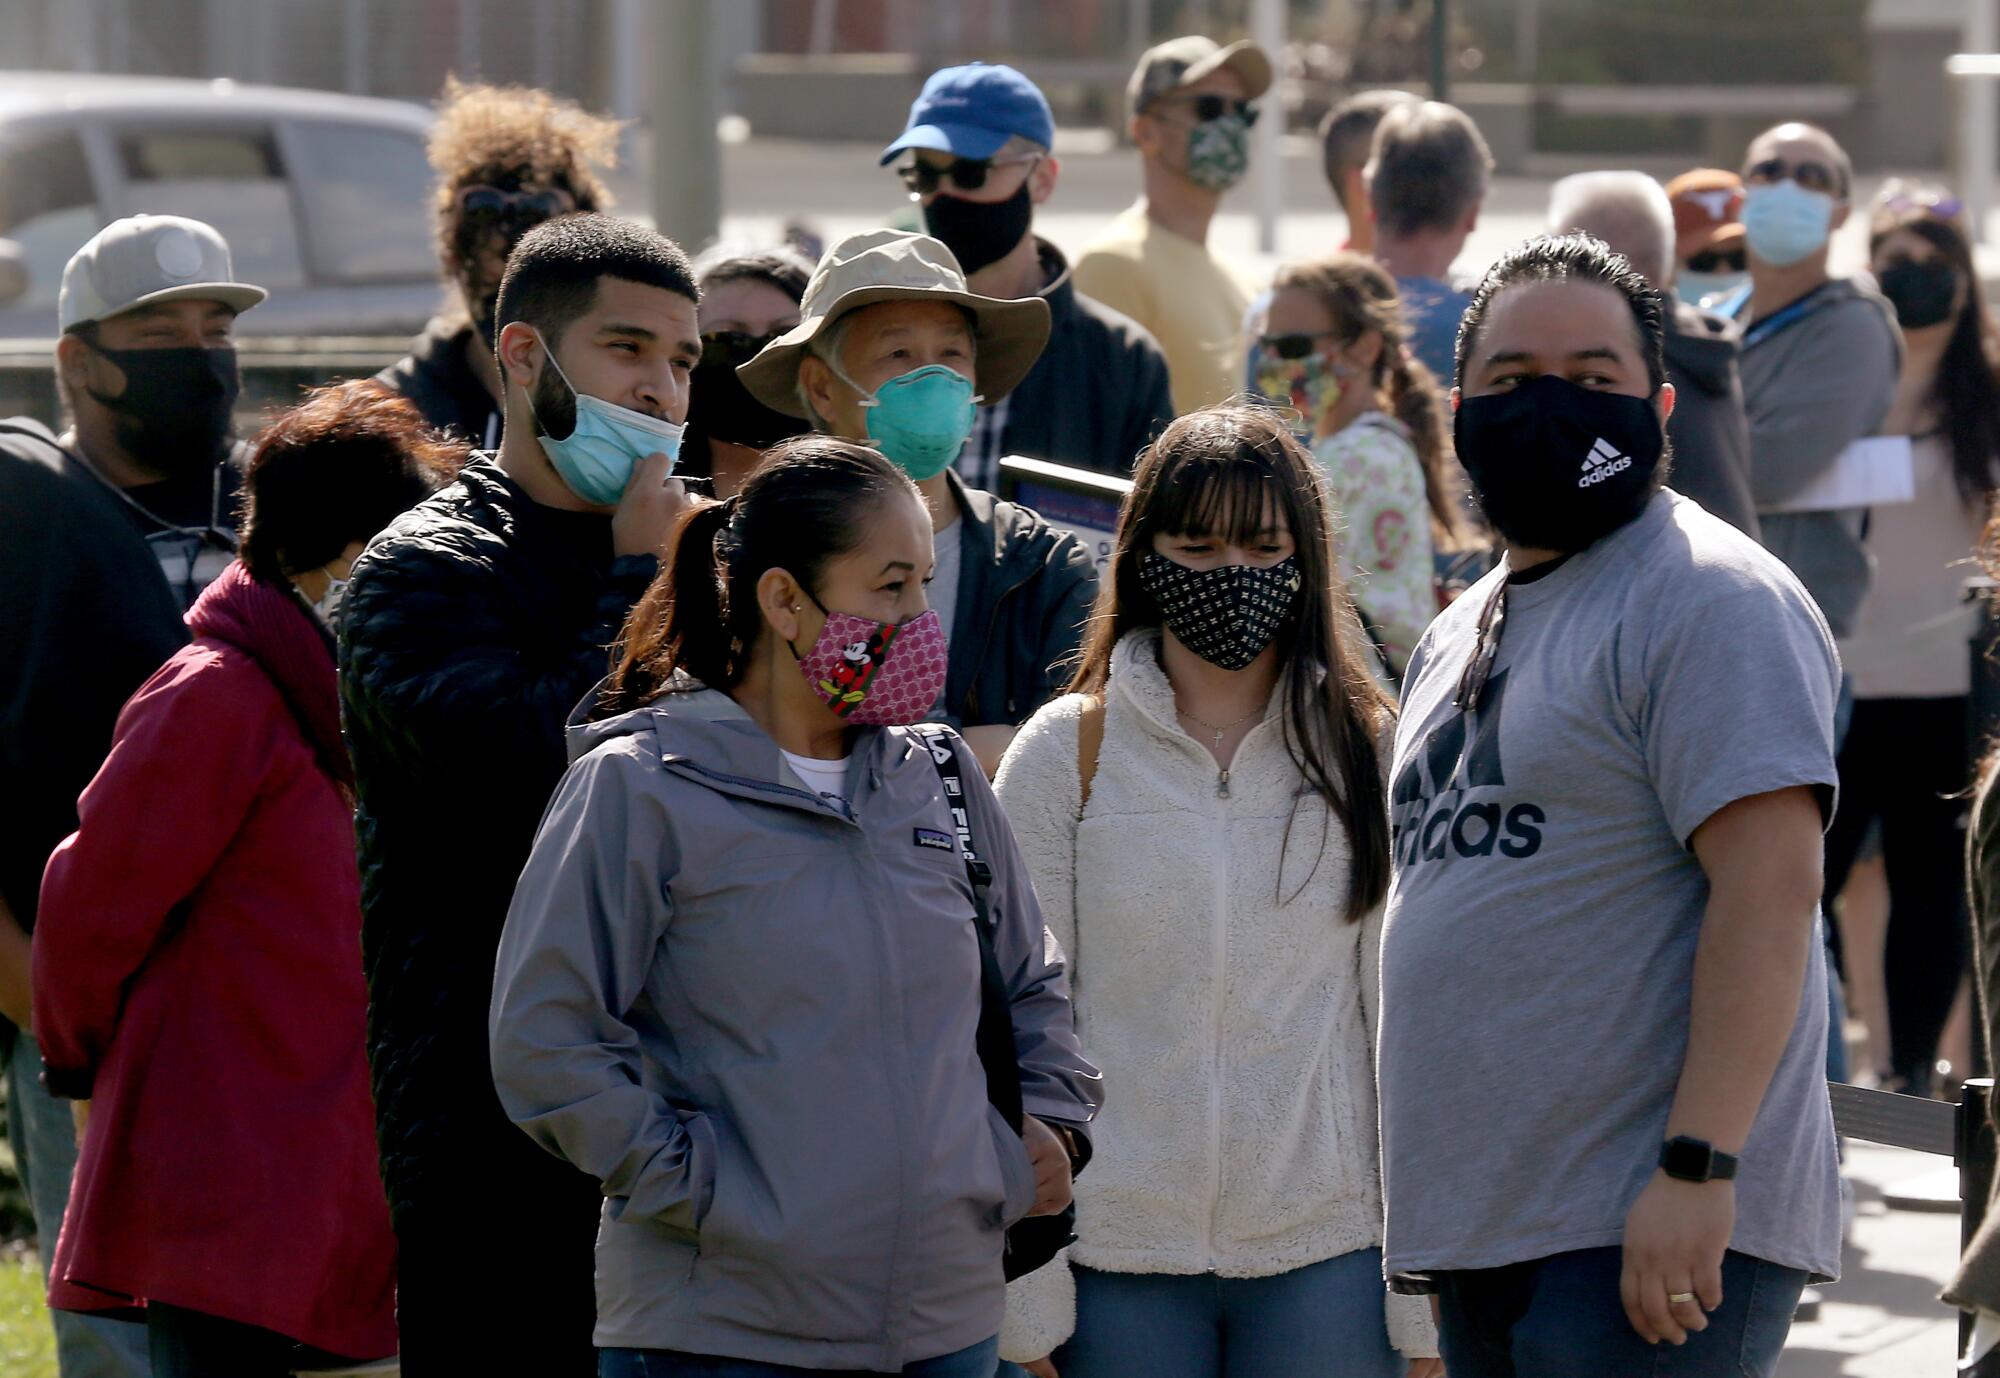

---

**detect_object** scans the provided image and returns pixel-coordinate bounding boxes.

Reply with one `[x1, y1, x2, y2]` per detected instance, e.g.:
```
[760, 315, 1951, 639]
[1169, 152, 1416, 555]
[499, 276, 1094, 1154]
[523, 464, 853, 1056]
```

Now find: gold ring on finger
[1667, 1292, 1697, 1304]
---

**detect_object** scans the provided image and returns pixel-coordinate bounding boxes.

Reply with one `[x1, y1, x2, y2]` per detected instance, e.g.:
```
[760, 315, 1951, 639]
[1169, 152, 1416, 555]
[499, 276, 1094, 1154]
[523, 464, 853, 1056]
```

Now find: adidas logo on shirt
[1577, 437, 1633, 489]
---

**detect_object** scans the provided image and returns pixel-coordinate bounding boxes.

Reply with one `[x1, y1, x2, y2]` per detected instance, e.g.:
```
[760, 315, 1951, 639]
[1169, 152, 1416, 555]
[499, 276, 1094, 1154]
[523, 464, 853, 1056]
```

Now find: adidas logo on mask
[1578, 437, 1633, 488]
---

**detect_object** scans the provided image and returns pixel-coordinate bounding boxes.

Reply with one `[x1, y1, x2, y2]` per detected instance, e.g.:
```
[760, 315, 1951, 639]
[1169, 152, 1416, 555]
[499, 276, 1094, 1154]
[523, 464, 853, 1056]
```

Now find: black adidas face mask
[1139, 552, 1302, 671]
[1453, 373, 1665, 553]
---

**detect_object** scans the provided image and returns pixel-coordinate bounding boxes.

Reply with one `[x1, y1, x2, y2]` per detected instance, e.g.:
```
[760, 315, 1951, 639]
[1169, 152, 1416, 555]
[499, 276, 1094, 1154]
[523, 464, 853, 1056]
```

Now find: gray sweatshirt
[490, 686, 1100, 1369]
[1737, 277, 1902, 639]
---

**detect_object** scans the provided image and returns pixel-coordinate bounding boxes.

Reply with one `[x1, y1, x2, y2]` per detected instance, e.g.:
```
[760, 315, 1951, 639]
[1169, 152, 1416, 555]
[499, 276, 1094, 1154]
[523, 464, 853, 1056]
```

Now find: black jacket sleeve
[1122, 342, 1176, 473]
[0, 436, 187, 938]
[1032, 535, 1099, 710]
[340, 532, 657, 791]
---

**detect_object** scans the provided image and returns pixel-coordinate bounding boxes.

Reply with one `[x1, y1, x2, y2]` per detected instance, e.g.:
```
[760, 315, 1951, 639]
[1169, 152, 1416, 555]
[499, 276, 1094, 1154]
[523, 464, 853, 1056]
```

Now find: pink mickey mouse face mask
[789, 590, 949, 725]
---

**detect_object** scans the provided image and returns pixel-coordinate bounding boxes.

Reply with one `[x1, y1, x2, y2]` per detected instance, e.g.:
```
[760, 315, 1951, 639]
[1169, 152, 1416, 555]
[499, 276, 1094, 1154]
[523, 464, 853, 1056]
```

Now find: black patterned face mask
[1139, 552, 1302, 671]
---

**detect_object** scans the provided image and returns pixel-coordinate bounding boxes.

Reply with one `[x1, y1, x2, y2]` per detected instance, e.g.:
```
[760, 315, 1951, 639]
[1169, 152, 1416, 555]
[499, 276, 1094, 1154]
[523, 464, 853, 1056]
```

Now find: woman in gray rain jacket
[489, 436, 1100, 1378]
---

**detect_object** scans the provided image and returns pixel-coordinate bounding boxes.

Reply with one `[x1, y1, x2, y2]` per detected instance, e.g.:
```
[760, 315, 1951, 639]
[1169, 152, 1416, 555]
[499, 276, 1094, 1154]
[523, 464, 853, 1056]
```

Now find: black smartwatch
[1659, 1135, 1738, 1183]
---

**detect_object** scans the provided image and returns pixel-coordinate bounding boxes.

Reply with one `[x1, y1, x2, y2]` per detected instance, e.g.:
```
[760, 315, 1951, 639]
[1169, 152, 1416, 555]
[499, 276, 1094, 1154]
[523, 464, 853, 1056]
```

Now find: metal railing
[1830, 1076, 1992, 1364]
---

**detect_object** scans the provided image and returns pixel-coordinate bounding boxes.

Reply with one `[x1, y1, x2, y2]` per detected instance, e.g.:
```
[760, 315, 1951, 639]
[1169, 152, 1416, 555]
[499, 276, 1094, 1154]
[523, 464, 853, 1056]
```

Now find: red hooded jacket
[34, 560, 395, 1359]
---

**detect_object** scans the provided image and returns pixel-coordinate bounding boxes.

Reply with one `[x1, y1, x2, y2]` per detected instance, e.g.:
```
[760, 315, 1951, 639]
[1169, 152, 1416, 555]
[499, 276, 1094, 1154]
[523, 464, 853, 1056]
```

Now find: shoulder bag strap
[915, 725, 1025, 1132]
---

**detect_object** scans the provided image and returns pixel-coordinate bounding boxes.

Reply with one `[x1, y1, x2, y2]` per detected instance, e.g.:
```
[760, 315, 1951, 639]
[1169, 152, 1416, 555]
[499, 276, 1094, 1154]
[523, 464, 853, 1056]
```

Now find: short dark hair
[1319, 90, 1417, 209]
[239, 382, 465, 581]
[1365, 100, 1493, 239]
[494, 213, 698, 352]
[1453, 233, 1668, 394]
[692, 243, 813, 304]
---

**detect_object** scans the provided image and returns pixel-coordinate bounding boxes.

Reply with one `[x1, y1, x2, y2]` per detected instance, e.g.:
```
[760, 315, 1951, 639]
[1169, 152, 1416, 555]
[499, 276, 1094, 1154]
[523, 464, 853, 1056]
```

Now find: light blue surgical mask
[1676, 269, 1749, 308]
[528, 330, 685, 506]
[835, 361, 980, 481]
[1740, 181, 1835, 268]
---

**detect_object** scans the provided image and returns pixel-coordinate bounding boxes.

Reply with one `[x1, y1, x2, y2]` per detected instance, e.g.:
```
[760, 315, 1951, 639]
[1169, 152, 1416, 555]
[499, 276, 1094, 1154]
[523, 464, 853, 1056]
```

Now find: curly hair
[428, 76, 623, 272]
[239, 381, 467, 581]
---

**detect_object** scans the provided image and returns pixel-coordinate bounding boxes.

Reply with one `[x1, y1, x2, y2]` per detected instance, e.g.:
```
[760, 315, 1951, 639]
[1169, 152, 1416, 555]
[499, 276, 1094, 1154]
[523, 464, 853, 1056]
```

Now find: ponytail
[1383, 348, 1463, 543]
[1271, 252, 1464, 546]
[595, 436, 917, 719]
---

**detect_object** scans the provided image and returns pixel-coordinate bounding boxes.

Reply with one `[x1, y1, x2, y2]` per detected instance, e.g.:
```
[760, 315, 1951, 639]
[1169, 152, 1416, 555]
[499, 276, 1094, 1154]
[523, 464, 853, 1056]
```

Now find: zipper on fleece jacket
[1205, 771, 1229, 1269]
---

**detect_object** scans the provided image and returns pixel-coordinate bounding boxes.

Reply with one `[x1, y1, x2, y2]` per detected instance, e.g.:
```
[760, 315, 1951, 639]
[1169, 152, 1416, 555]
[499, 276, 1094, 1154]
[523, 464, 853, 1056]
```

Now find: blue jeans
[599, 1337, 998, 1377]
[146, 1301, 357, 1378]
[1431, 1246, 1806, 1377]
[4, 1031, 153, 1378]
[1046, 1250, 1401, 1378]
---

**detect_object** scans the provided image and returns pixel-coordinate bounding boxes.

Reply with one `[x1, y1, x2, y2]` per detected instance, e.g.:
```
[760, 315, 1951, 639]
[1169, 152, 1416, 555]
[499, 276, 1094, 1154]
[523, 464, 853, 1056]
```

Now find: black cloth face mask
[1139, 552, 1302, 671]
[1878, 260, 1959, 330]
[1454, 373, 1665, 553]
[687, 338, 810, 450]
[922, 181, 1034, 276]
[85, 343, 239, 480]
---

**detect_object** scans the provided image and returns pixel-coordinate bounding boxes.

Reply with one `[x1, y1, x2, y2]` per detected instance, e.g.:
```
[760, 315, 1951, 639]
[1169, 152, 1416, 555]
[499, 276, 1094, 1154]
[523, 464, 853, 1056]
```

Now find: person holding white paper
[1729, 123, 1902, 642]
[1824, 183, 2000, 1095]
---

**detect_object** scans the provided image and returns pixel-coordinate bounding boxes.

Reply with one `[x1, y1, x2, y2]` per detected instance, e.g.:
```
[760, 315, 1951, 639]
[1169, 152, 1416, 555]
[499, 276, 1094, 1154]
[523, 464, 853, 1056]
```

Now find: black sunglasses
[895, 153, 1043, 198]
[456, 185, 577, 221]
[1744, 158, 1843, 198]
[1685, 247, 1747, 274]
[1149, 93, 1260, 126]
[700, 330, 782, 368]
[1258, 330, 1339, 360]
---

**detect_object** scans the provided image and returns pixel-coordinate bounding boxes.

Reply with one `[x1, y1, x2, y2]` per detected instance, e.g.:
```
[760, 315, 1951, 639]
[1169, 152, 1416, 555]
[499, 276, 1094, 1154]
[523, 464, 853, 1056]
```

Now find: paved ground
[1787, 1141, 1962, 1376]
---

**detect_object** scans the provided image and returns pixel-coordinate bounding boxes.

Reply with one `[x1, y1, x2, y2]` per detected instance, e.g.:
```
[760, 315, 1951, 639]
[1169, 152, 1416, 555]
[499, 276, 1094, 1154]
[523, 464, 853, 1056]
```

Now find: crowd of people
[2, 29, 1998, 1378]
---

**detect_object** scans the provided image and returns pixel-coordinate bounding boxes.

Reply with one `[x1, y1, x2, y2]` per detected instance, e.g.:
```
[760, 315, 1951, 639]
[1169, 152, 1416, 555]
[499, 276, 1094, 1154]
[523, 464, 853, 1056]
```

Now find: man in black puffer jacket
[340, 216, 700, 1376]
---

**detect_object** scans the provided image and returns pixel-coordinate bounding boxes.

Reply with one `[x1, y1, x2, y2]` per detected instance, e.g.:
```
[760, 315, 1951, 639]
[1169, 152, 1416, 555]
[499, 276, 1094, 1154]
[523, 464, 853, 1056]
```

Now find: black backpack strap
[914, 725, 1025, 1133]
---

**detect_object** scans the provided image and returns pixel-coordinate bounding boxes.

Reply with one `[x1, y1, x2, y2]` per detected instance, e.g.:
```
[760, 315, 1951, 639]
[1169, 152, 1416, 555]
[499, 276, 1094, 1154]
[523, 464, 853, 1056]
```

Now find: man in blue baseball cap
[882, 62, 1172, 481]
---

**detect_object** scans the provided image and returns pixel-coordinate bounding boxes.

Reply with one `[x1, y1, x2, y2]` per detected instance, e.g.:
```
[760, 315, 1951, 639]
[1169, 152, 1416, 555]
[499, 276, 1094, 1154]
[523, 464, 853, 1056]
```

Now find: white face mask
[311, 576, 347, 627]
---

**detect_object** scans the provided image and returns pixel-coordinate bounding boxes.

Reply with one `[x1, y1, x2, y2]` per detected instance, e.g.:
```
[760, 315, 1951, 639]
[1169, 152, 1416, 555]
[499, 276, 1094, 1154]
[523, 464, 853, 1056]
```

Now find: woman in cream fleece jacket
[992, 406, 1438, 1377]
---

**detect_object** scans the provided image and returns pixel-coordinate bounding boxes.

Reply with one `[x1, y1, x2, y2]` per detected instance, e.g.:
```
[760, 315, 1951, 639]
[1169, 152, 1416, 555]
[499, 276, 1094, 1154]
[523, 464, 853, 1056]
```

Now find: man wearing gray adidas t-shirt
[1379, 235, 1840, 1378]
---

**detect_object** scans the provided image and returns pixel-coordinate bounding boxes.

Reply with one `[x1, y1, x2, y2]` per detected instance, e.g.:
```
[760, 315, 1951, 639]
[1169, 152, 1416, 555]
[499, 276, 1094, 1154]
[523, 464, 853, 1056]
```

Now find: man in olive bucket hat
[740, 228, 1096, 773]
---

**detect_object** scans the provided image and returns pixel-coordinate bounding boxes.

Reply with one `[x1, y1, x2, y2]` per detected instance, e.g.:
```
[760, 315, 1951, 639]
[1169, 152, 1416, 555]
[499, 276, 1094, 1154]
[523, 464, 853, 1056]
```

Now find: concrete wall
[1864, 1, 1963, 171]
[735, 52, 925, 142]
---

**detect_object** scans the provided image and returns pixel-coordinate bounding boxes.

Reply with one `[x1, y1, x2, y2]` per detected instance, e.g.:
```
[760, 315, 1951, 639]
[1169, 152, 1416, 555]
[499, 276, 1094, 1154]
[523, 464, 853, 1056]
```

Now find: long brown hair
[1272, 252, 1462, 543]
[596, 435, 916, 717]
[1067, 405, 1396, 919]
[1871, 187, 2000, 510]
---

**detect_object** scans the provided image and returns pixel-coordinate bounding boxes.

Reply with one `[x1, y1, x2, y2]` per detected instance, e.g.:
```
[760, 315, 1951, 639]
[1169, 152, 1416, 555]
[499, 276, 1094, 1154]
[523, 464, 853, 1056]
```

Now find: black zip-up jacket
[338, 457, 656, 1229]
[1663, 301, 1760, 541]
[1000, 240, 1175, 476]
[375, 315, 504, 450]
[942, 471, 1099, 729]
[0, 421, 186, 1027]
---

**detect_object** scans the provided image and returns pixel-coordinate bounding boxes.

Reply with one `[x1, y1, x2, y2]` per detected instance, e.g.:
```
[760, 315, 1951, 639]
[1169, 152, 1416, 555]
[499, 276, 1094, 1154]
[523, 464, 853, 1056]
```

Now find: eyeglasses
[700, 330, 784, 367]
[1684, 247, 1747, 274]
[1744, 158, 1844, 198]
[1257, 330, 1339, 360]
[455, 184, 577, 222]
[895, 153, 1044, 198]
[1147, 93, 1260, 126]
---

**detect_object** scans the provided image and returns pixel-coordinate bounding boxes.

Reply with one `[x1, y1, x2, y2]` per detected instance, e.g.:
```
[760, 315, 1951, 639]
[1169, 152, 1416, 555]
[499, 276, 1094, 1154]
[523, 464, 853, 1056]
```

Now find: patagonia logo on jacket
[914, 827, 955, 852]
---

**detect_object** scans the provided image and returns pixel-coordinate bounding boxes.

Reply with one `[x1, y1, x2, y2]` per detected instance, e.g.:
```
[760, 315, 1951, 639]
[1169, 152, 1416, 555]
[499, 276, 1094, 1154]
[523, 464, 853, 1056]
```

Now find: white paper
[1962, 1305, 2000, 1368]
[1766, 435, 1916, 514]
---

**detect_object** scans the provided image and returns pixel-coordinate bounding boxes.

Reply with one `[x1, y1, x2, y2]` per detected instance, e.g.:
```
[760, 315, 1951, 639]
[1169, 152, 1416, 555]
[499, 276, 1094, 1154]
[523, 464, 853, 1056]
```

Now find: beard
[529, 357, 577, 440]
